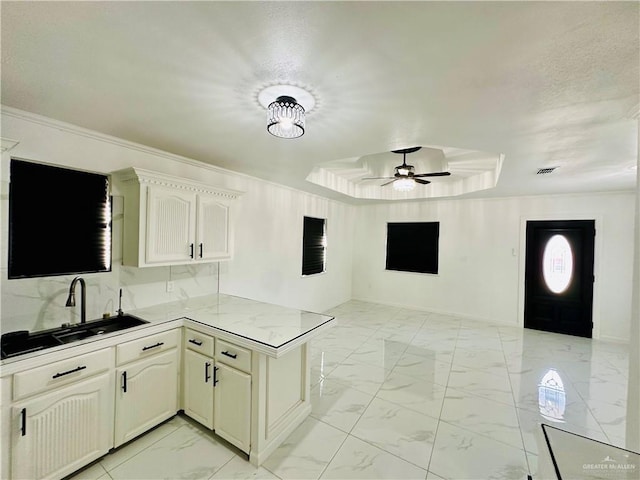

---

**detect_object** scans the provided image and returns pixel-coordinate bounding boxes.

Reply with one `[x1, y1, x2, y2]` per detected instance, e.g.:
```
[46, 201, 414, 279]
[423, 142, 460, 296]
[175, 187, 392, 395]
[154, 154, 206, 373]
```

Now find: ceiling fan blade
[413, 172, 451, 178]
[381, 179, 397, 186]
[362, 176, 395, 180]
[415, 179, 431, 185]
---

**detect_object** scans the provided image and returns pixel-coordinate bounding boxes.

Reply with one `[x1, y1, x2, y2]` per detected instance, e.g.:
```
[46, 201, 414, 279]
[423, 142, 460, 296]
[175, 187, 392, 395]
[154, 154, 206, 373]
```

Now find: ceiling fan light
[393, 177, 415, 192]
[267, 96, 305, 139]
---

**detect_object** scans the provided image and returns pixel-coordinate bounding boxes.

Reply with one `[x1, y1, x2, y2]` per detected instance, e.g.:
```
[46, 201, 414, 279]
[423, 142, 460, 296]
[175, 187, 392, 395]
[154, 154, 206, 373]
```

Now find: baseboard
[599, 334, 630, 344]
[350, 296, 631, 344]
[349, 295, 518, 327]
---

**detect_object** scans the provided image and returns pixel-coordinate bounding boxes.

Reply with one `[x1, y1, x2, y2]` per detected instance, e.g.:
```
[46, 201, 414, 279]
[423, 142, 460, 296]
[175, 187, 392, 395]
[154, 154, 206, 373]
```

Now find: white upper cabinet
[113, 168, 241, 268]
[146, 186, 197, 264]
[197, 195, 230, 261]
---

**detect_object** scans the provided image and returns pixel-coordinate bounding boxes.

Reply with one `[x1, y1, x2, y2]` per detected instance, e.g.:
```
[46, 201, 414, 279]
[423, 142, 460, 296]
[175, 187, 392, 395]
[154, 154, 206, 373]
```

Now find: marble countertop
[1, 294, 335, 368]
[129, 293, 335, 351]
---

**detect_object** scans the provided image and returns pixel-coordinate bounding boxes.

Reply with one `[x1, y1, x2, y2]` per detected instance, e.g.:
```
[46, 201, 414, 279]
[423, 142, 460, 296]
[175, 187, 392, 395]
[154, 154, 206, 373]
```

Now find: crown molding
[0, 105, 235, 174]
[0, 137, 20, 152]
[112, 167, 242, 200]
[1, 105, 354, 207]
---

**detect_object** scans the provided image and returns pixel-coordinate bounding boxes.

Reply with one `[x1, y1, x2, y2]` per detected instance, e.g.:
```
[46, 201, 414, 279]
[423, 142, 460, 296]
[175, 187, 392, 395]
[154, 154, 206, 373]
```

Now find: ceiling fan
[363, 146, 451, 188]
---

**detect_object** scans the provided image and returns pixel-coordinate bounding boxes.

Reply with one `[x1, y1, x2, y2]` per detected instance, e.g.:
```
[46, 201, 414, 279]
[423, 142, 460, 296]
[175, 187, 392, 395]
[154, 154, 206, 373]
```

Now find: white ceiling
[1, 1, 638, 204]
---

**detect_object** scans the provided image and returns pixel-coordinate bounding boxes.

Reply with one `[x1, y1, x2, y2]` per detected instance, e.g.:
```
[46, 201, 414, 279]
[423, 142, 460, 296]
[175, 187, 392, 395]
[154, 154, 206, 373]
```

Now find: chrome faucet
[65, 276, 87, 324]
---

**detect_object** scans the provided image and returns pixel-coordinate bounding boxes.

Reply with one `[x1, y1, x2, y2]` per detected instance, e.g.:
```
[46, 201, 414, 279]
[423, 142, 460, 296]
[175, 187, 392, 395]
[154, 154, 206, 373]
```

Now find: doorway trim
[518, 213, 603, 339]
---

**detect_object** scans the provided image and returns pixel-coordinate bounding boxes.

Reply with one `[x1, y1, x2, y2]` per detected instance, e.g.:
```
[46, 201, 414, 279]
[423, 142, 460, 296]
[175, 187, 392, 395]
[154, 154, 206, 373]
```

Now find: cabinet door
[11, 373, 112, 480]
[183, 349, 214, 429]
[214, 362, 251, 453]
[196, 195, 230, 261]
[146, 186, 197, 264]
[114, 349, 178, 447]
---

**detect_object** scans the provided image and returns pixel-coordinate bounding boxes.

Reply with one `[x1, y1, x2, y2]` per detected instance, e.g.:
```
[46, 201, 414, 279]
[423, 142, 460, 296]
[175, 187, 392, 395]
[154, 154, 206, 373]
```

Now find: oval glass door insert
[538, 369, 566, 422]
[542, 234, 574, 294]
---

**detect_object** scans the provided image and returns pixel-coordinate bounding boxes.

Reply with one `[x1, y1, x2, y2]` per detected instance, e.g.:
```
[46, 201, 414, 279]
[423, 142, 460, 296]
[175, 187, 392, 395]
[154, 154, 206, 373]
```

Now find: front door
[524, 220, 595, 338]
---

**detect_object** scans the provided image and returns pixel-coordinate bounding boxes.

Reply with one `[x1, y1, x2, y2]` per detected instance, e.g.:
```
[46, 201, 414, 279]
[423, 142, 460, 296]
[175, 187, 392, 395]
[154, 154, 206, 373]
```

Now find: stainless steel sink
[1, 314, 149, 359]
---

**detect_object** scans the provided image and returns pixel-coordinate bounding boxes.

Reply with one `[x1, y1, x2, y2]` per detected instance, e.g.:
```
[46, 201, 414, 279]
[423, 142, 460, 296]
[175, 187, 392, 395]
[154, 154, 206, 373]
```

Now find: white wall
[221, 182, 355, 313]
[352, 193, 636, 342]
[0, 108, 354, 334]
[1, 107, 634, 343]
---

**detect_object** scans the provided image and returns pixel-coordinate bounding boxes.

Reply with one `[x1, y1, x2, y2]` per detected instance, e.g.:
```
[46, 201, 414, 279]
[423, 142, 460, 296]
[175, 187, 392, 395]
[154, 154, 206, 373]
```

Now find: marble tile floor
[68, 300, 636, 480]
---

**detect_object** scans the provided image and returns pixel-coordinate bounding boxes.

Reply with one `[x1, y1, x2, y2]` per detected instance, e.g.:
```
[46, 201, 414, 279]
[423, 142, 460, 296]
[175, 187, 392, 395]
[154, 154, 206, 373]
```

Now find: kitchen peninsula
[0, 294, 335, 480]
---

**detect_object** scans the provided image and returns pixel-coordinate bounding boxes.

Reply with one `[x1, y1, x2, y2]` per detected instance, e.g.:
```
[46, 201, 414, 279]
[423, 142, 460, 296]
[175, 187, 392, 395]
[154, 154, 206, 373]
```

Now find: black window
[302, 216, 326, 276]
[386, 222, 439, 274]
[8, 159, 112, 279]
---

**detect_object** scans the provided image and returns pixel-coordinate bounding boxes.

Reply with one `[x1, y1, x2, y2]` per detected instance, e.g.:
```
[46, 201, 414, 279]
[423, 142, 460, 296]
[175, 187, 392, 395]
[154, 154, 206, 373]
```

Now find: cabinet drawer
[13, 348, 111, 401]
[215, 339, 251, 373]
[117, 329, 179, 366]
[184, 329, 214, 357]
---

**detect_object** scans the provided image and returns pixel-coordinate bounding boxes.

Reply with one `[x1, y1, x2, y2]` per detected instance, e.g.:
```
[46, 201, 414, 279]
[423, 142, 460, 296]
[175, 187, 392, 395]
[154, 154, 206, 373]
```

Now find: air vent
[536, 167, 558, 175]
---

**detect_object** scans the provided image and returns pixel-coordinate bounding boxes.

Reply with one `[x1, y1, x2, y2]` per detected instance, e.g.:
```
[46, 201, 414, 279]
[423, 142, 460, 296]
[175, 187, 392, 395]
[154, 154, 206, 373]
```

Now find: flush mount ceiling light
[258, 85, 316, 139]
[267, 96, 305, 138]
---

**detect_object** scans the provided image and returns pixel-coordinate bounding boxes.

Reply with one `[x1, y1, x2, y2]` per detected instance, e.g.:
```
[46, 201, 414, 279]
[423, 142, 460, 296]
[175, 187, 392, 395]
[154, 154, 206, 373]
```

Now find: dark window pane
[386, 222, 439, 274]
[302, 216, 326, 275]
[8, 159, 112, 278]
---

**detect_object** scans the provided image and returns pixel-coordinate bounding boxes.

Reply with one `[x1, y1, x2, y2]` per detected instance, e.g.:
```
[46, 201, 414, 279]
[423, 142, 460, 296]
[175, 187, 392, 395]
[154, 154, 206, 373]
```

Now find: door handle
[205, 362, 211, 383]
[213, 366, 219, 386]
[142, 342, 164, 351]
[221, 351, 237, 359]
[52, 365, 86, 379]
[188, 338, 203, 346]
[199, 243, 203, 258]
[190, 243, 194, 259]
[20, 408, 26, 436]
[121, 371, 127, 393]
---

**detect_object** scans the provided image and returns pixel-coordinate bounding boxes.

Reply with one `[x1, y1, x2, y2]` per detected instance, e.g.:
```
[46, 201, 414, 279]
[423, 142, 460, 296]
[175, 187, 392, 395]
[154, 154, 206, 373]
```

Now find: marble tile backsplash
[1, 194, 219, 334]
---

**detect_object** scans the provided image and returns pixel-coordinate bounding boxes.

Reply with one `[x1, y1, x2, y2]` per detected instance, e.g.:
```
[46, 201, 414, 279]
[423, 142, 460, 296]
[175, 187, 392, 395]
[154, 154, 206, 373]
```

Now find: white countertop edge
[184, 315, 336, 359]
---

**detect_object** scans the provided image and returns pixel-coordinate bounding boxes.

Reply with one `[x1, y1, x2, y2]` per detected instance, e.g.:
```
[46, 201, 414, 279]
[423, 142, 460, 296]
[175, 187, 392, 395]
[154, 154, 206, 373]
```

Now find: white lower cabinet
[213, 362, 251, 452]
[114, 331, 179, 447]
[183, 349, 214, 429]
[2, 323, 310, 477]
[11, 372, 112, 480]
[182, 330, 251, 453]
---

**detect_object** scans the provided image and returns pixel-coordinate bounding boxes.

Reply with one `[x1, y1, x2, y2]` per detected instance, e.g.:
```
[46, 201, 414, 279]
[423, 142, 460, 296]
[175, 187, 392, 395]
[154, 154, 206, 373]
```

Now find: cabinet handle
[213, 366, 219, 386]
[205, 362, 211, 383]
[52, 365, 86, 379]
[20, 408, 26, 436]
[142, 342, 164, 351]
[221, 351, 237, 359]
[190, 243, 194, 259]
[199, 243, 203, 258]
[188, 338, 203, 346]
[121, 371, 127, 393]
